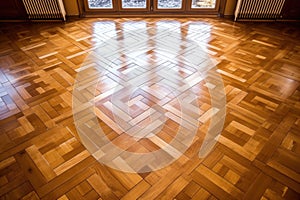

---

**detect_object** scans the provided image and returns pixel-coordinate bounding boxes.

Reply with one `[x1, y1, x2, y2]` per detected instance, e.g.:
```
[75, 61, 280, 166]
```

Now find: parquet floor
[0, 17, 300, 199]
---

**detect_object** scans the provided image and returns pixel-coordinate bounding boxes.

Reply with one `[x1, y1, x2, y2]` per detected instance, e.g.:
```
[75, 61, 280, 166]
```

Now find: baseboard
[82, 14, 219, 18]
[234, 18, 300, 22]
[0, 19, 27, 22]
[223, 15, 234, 20]
[66, 15, 81, 21]
[66, 14, 80, 18]
[276, 19, 300, 22]
[0, 16, 79, 23]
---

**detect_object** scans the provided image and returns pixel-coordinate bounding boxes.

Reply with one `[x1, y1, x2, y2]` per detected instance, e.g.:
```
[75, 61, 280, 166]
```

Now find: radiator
[234, 0, 286, 21]
[22, 0, 66, 21]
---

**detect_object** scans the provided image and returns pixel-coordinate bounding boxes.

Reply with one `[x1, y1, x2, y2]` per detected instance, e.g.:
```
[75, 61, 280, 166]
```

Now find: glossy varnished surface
[0, 18, 300, 199]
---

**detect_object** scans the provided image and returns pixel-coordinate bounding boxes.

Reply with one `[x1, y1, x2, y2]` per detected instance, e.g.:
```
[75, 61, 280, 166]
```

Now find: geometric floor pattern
[0, 18, 299, 199]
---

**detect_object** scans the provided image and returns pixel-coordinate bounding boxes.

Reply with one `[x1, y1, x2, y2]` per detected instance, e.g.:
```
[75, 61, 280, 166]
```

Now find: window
[88, 0, 113, 8]
[191, 0, 216, 8]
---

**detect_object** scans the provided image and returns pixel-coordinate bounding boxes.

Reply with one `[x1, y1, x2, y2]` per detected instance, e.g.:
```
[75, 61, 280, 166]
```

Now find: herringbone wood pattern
[0, 18, 300, 199]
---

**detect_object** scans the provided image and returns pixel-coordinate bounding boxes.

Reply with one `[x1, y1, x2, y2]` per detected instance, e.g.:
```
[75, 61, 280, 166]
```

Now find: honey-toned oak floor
[0, 18, 300, 199]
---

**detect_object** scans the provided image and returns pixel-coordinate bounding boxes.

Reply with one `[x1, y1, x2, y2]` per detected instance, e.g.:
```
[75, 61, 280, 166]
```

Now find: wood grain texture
[0, 18, 300, 199]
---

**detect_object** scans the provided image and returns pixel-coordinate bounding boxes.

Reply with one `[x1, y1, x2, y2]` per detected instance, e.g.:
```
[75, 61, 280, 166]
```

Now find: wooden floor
[0, 17, 300, 199]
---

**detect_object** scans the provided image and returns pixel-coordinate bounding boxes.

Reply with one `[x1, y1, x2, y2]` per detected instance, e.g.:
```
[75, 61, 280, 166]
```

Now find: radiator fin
[234, 0, 286, 21]
[22, 0, 66, 21]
